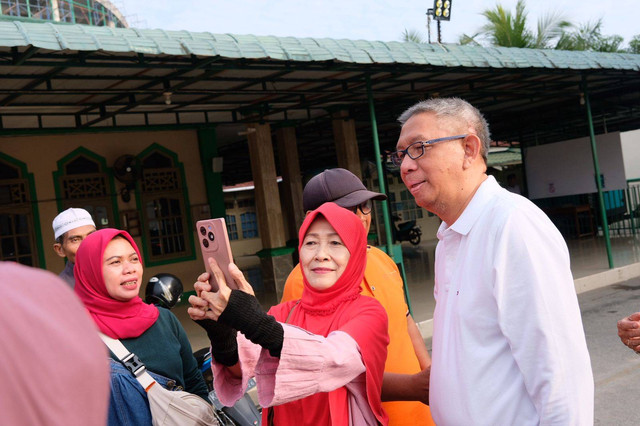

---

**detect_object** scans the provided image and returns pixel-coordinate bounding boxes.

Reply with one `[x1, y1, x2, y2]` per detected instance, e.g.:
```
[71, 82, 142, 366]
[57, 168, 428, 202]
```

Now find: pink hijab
[74, 228, 159, 339]
[0, 261, 110, 426]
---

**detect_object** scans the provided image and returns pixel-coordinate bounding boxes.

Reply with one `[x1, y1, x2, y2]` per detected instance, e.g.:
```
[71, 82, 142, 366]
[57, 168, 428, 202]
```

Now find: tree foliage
[402, 28, 426, 44]
[556, 19, 624, 52]
[629, 36, 640, 54]
[455, 0, 639, 53]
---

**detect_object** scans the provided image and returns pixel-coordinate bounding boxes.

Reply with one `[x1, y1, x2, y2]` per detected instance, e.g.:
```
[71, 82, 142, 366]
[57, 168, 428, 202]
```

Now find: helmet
[145, 273, 183, 309]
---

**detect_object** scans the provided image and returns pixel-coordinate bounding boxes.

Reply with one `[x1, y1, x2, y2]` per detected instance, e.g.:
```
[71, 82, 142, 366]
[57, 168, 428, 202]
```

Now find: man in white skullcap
[52, 208, 96, 288]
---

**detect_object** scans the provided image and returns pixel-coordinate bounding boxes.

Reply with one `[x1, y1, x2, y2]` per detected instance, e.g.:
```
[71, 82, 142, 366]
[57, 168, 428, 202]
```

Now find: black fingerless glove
[219, 290, 284, 358]
[193, 318, 239, 367]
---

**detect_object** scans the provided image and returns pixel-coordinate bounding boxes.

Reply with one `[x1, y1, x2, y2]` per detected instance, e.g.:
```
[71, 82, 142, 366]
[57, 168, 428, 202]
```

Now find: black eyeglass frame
[389, 134, 469, 167]
[348, 199, 373, 215]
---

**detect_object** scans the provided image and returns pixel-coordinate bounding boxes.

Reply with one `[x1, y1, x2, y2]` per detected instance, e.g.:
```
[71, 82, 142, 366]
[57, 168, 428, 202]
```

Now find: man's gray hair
[397, 98, 491, 162]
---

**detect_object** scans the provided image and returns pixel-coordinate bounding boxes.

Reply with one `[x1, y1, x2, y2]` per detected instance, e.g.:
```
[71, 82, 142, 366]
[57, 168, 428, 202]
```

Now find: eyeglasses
[348, 199, 373, 215]
[389, 134, 468, 167]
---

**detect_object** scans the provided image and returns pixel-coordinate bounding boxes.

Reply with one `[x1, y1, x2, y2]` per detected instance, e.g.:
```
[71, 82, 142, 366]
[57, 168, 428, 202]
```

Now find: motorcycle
[146, 274, 262, 426]
[391, 215, 422, 245]
[194, 348, 261, 426]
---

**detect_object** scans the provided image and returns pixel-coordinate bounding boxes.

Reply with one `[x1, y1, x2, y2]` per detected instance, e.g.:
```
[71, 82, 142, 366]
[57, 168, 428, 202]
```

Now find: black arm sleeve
[218, 290, 284, 358]
[193, 319, 239, 367]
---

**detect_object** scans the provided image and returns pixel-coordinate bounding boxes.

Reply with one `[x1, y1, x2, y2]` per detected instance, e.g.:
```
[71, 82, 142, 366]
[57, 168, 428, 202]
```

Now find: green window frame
[135, 144, 195, 266]
[52, 147, 119, 230]
[0, 153, 43, 267]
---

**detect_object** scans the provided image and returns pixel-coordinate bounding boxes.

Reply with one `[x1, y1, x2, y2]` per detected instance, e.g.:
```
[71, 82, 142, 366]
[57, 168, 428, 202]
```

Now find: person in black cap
[281, 168, 435, 426]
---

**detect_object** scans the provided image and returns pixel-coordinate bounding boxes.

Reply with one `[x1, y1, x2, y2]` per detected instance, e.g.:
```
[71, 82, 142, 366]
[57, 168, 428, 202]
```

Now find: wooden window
[0, 158, 38, 266]
[55, 151, 116, 229]
[226, 215, 239, 240]
[139, 150, 193, 263]
[240, 212, 259, 239]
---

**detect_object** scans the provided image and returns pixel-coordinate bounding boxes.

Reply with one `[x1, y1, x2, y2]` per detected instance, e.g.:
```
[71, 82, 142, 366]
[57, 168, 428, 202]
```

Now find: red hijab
[267, 202, 389, 425]
[74, 228, 159, 339]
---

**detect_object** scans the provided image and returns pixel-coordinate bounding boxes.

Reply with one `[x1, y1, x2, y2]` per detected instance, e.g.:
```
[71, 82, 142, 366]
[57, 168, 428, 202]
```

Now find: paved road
[580, 277, 640, 425]
[425, 277, 640, 425]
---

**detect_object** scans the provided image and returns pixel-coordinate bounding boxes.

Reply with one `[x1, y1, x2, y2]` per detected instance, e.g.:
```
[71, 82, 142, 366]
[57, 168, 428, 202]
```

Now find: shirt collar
[437, 175, 500, 238]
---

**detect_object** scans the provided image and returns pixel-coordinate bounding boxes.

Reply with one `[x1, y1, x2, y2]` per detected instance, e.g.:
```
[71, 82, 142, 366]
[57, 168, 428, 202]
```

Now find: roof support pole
[247, 122, 294, 304]
[366, 76, 393, 256]
[197, 127, 225, 219]
[276, 125, 305, 245]
[332, 110, 362, 178]
[366, 76, 413, 314]
[582, 75, 614, 268]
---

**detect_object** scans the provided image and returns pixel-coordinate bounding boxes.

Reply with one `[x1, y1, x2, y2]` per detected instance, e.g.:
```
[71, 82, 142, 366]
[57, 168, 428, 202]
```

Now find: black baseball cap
[303, 168, 387, 212]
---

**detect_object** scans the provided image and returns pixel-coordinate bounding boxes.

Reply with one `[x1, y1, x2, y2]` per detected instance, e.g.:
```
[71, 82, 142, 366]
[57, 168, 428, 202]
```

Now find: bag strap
[284, 300, 300, 324]
[99, 332, 157, 392]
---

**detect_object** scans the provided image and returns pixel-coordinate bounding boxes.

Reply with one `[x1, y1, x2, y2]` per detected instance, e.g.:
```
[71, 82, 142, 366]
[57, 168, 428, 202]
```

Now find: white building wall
[621, 129, 640, 181]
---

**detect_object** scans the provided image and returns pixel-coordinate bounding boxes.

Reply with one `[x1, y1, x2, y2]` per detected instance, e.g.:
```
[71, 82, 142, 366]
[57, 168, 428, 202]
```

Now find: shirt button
[371, 286, 376, 291]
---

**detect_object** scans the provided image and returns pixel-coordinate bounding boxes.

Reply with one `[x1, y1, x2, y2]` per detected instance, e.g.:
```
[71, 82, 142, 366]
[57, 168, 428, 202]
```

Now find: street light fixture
[427, 0, 452, 43]
[433, 0, 452, 21]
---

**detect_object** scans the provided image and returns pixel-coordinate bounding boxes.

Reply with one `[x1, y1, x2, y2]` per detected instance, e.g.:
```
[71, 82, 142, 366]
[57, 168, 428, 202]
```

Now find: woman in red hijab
[190, 202, 390, 425]
[74, 229, 208, 425]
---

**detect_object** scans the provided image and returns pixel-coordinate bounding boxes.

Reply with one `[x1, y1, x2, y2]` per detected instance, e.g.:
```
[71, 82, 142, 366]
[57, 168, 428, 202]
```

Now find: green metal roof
[1, 20, 639, 71]
[0, 19, 638, 186]
[488, 148, 522, 167]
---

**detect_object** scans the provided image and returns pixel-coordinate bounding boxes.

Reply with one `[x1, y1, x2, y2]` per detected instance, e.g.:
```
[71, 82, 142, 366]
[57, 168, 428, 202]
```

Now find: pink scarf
[74, 228, 159, 339]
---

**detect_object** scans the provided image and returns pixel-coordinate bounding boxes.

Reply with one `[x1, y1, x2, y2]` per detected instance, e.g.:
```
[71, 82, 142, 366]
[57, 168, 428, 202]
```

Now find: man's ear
[53, 243, 66, 258]
[462, 134, 482, 169]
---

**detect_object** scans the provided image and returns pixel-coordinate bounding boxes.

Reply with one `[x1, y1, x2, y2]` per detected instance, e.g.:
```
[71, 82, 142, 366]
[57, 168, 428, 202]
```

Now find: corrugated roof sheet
[488, 148, 522, 167]
[1, 20, 639, 71]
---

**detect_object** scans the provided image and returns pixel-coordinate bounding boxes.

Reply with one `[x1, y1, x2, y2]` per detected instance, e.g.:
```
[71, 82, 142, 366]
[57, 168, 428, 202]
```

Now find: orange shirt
[282, 246, 434, 426]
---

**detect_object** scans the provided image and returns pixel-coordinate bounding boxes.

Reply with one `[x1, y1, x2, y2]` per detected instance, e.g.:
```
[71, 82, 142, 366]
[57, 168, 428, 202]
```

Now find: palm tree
[461, 0, 570, 49]
[478, 0, 531, 48]
[556, 19, 624, 52]
[402, 29, 425, 44]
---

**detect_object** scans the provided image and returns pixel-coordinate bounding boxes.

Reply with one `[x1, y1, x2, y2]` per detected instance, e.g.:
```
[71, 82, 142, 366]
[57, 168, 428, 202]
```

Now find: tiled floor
[177, 232, 640, 350]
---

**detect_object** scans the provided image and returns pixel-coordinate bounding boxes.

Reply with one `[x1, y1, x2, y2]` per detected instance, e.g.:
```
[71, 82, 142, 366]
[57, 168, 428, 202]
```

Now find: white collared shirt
[430, 176, 594, 426]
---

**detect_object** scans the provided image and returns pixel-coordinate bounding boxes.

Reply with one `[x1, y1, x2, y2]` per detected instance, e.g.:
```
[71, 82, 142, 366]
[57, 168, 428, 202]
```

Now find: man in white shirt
[391, 98, 594, 425]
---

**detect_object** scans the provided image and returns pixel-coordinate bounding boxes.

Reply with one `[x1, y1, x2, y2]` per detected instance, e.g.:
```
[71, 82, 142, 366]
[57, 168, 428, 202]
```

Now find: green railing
[601, 179, 640, 237]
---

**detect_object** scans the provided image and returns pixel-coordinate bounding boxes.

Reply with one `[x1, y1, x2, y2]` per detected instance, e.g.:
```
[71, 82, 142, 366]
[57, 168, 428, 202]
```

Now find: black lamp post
[428, 0, 452, 43]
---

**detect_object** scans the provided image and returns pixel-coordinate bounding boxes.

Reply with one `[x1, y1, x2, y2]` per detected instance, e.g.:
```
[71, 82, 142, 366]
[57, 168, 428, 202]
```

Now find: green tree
[458, 0, 629, 52]
[459, 0, 570, 49]
[629, 35, 640, 54]
[402, 28, 426, 44]
[556, 19, 624, 52]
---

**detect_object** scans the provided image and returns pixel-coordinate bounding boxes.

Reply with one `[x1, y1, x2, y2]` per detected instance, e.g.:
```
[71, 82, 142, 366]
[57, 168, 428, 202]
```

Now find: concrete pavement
[580, 277, 640, 425]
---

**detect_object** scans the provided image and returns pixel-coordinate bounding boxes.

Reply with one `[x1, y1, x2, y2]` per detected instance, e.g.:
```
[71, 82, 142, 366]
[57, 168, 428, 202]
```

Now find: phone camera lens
[199, 226, 206, 236]
[202, 239, 209, 248]
[208, 232, 215, 242]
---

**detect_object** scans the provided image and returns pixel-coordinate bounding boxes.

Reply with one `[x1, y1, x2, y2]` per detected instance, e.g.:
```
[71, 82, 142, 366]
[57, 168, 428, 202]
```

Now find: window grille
[0, 159, 37, 266]
[226, 215, 239, 240]
[241, 212, 259, 239]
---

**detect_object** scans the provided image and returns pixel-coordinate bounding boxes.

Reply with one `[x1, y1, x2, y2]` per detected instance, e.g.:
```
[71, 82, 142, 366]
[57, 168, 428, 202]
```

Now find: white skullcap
[52, 208, 96, 240]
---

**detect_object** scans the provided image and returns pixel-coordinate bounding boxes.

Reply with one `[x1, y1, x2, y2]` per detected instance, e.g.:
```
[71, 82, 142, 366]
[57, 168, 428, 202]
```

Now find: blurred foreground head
[0, 262, 110, 426]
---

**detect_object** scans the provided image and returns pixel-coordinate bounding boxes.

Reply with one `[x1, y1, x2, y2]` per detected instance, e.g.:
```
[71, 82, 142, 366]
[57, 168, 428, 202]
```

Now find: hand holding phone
[196, 218, 235, 292]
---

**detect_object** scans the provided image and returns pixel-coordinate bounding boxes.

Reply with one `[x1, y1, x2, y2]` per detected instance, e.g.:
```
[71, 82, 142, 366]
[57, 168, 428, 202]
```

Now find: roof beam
[0, 53, 85, 106]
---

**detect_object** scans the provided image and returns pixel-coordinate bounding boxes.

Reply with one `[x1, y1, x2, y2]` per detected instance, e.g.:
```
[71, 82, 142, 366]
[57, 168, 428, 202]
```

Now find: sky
[119, 0, 638, 48]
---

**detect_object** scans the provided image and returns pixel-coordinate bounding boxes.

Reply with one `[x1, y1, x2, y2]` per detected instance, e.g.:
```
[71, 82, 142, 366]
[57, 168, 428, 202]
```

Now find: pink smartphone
[196, 218, 235, 292]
